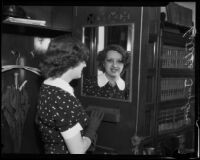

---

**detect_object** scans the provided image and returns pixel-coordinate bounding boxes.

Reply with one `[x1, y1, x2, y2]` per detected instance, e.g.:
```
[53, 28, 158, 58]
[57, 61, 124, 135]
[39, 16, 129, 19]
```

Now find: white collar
[43, 78, 75, 97]
[97, 73, 125, 90]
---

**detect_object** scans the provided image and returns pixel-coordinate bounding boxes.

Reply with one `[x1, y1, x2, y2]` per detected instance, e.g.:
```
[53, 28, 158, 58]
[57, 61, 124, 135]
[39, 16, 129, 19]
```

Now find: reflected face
[104, 50, 124, 78]
[73, 61, 87, 79]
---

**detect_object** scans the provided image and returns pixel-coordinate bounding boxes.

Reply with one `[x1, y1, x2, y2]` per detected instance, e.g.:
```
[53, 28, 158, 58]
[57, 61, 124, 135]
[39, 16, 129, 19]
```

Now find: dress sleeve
[51, 90, 88, 132]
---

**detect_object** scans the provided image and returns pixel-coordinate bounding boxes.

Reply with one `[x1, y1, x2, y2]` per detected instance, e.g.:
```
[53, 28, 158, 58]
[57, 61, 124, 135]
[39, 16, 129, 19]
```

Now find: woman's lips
[111, 68, 119, 73]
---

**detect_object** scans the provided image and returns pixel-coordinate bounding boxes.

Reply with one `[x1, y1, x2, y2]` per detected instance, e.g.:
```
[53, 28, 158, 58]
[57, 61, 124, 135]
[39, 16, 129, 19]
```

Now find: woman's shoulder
[41, 84, 77, 100]
[83, 76, 97, 85]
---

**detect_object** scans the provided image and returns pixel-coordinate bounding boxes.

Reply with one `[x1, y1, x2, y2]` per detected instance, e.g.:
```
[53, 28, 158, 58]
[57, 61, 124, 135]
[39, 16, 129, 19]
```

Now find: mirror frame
[81, 23, 135, 102]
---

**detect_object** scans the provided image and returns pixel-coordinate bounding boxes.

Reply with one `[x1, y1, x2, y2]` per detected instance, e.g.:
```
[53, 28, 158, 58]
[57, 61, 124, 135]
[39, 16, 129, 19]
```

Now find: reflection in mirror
[106, 25, 128, 50]
[81, 24, 134, 102]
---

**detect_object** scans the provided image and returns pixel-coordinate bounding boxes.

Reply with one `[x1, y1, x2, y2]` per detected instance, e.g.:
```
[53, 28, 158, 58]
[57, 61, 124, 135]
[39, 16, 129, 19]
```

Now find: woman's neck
[60, 71, 73, 83]
[105, 73, 118, 86]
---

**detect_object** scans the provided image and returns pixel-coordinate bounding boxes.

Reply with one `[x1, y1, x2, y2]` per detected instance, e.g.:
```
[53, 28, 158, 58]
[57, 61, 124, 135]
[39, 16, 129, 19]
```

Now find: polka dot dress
[36, 84, 89, 154]
[83, 77, 129, 100]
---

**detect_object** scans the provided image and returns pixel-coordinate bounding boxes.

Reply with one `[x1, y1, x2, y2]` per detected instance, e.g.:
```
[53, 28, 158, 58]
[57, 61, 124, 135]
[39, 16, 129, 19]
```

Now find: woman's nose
[112, 61, 117, 67]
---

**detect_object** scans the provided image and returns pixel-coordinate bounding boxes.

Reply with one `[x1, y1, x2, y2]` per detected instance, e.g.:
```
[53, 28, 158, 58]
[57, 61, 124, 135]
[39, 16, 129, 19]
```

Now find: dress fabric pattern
[83, 77, 128, 100]
[36, 84, 89, 154]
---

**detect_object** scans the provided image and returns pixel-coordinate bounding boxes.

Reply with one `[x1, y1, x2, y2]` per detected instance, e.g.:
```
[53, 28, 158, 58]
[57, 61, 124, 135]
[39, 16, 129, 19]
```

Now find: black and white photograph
[1, 1, 199, 159]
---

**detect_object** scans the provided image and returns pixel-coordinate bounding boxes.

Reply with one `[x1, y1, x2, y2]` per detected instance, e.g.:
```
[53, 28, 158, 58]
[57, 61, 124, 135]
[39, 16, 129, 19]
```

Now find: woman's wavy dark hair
[39, 35, 89, 78]
[97, 44, 130, 72]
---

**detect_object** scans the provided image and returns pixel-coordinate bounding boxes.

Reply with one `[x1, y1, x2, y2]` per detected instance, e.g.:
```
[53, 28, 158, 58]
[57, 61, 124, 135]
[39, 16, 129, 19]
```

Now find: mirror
[81, 23, 134, 102]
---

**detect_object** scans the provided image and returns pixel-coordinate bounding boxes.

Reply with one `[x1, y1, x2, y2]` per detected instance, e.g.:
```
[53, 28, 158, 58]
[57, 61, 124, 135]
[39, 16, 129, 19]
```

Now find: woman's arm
[60, 123, 91, 154]
[60, 110, 104, 154]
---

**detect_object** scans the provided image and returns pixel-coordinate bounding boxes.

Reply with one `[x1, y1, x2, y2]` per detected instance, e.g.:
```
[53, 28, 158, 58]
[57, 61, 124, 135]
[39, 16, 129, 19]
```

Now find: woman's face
[104, 50, 124, 79]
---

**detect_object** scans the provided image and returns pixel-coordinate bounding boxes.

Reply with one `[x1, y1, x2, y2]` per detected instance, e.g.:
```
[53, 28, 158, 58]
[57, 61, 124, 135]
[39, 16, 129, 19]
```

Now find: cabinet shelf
[160, 68, 194, 77]
[163, 21, 190, 34]
[2, 21, 71, 37]
[158, 99, 187, 110]
[159, 95, 195, 109]
[158, 124, 193, 136]
[162, 31, 187, 47]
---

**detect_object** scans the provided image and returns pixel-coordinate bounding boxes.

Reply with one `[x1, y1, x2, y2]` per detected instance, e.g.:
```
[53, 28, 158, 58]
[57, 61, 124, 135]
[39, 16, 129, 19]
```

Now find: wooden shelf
[158, 99, 187, 110]
[158, 98, 195, 110]
[162, 31, 187, 47]
[163, 21, 190, 34]
[2, 21, 71, 37]
[160, 68, 194, 77]
[158, 124, 194, 136]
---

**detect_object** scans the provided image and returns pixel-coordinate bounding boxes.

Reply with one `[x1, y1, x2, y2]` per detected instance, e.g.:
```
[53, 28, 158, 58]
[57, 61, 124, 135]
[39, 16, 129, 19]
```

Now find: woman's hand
[88, 110, 104, 132]
[84, 110, 104, 143]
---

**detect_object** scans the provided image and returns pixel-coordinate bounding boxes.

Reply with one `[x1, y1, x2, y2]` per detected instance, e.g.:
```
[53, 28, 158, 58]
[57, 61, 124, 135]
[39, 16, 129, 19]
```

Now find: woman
[83, 44, 130, 100]
[36, 35, 104, 154]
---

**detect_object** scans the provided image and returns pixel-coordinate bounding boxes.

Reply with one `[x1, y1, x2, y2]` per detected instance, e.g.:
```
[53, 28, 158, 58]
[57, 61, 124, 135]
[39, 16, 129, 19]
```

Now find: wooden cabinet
[138, 6, 195, 154]
[149, 13, 195, 153]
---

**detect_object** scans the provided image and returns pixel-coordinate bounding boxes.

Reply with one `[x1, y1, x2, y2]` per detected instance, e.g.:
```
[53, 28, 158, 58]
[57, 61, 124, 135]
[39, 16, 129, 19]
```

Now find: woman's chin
[109, 74, 119, 79]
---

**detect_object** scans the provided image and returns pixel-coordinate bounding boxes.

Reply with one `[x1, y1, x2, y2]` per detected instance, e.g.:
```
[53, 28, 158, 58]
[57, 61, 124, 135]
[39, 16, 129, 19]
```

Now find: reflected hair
[39, 35, 89, 78]
[97, 44, 130, 72]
